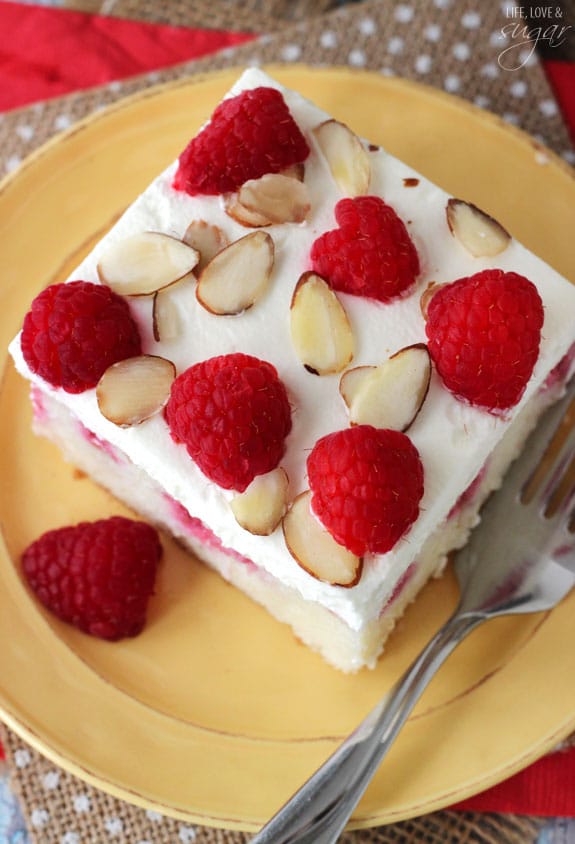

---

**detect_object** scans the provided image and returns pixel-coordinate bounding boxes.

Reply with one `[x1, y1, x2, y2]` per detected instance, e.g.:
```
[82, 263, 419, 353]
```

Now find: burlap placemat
[1, 1, 573, 841]
[49, 0, 339, 31]
[1, 0, 574, 177]
[0, 724, 546, 843]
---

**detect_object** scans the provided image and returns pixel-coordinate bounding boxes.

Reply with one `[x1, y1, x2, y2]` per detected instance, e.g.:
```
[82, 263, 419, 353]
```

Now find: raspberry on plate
[21, 281, 142, 393]
[307, 425, 424, 557]
[310, 196, 420, 303]
[425, 269, 544, 412]
[21, 516, 162, 640]
[173, 86, 310, 196]
[165, 353, 292, 492]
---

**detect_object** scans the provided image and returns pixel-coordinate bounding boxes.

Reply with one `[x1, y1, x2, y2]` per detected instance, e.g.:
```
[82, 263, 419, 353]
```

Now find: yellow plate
[0, 66, 574, 832]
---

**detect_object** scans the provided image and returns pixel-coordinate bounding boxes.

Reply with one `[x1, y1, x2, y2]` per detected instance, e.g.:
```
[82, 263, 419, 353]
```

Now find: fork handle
[251, 611, 483, 844]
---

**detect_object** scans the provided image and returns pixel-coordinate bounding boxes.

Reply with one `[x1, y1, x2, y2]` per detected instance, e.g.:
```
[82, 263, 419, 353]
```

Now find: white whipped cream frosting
[10, 68, 575, 630]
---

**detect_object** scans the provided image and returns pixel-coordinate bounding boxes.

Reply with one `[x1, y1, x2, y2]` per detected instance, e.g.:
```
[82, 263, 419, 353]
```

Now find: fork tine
[519, 378, 575, 497]
[537, 411, 575, 512]
[553, 479, 575, 576]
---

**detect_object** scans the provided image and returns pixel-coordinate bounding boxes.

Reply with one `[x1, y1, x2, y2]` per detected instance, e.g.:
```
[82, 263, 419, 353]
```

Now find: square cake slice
[9, 68, 575, 671]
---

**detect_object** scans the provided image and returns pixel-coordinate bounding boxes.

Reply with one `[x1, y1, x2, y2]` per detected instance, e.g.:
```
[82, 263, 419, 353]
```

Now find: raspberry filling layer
[163, 494, 259, 573]
[77, 421, 125, 465]
[543, 343, 575, 392]
[30, 385, 48, 422]
[380, 562, 417, 616]
[448, 464, 489, 519]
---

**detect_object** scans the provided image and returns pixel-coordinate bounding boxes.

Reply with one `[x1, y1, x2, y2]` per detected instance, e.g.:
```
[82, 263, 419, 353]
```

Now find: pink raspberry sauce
[163, 494, 259, 572]
[543, 343, 575, 391]
[32, 387, 125, 465]
[78, 421, 125, 464]
[380, 562, 417, 615]
[448, 464, 488, 519]
[30, 385, 48, 422]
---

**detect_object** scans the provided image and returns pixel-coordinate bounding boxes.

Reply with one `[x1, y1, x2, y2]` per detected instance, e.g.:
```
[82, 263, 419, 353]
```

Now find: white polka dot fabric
[0, 0, 572, 178]
[1, 719, 547, 844]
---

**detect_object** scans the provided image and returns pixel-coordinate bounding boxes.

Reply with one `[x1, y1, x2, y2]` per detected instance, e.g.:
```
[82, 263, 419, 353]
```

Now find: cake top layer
[10, 68, 575, 629]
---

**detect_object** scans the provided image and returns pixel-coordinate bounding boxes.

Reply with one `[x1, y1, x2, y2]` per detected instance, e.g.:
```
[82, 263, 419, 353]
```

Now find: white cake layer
[29, 375, 564, 671]
[9, 68, 575, 633]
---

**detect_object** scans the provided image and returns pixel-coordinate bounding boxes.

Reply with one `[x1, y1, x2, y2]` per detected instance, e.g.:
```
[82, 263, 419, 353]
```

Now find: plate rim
[1, 64, 574, 831]
[1, 63, 573, 199]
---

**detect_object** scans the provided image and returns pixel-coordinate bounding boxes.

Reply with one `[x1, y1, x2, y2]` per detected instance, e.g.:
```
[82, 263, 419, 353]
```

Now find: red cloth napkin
[0, 0, 574, 820]
[0, 1, 253, 110]
[544, 60, 575, 142]
[454, 744, 575, 816]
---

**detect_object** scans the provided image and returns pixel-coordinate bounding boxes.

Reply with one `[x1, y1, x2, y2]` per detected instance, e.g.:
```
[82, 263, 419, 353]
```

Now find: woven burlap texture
[1, 725, 545, 844]
[52, 0, 339, 31]
[1, 0, 573, 177]
[0, 1, 572, 842]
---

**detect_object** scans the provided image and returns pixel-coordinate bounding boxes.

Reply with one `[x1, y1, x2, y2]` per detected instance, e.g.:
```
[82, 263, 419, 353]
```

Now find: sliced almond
[343, 344, 431, 431]
[280, 161, 305, 182]
[339, 365, 376, 407]
[98, 232, 199, 296]
[283, 491, 362, 587]
[419, 281, 444, 321]
[152, 290, 180, 342]
[183, 221, 229, 272]
[224, 166, 308, 228]
[196, 231, 274, 315]
[231, 467, 289, 535]
[224, 193, 271, 228]
[238, 174, 310, 225]
[290, 272, 354, 375]
[96, 355, 176, 427]
[313, 119, 371, 197]
[446, 198, 511, 257]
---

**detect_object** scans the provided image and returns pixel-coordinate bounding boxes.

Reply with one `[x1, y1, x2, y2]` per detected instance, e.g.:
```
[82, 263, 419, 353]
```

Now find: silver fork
[251, 379, 575, 844]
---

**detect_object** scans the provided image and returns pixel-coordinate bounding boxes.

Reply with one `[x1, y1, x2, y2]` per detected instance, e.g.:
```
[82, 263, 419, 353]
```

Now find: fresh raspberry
[21, 516, 162, 640]
[425, 269, 544, 412]
[173, 87, 310, 196]
[165, 353, 292, 491]
[21, 281, 141, 394]
[310, 196, 420, 303]
[307, 426, 424, 556]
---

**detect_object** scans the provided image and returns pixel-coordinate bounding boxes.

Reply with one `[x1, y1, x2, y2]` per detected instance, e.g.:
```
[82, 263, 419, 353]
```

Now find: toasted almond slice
[96, 355, 175, 427]
[224, 193, 271, 228]
[419, 281, 445, 321]
[290, 272, 354, 375]
[446, 198, 511, 257]
[98, 232, 199, 296]
[339, 365, 376, 407]
[152, 290, 180, 342]
[238, 174, 311, 225]
[313, 119, 371, 197]
[346, 344, 431, 431]
[283, 491, 362, 587]
[280, 161, 305, 182]
[231, 467, 289, 535]
[196, 231, 274, 315]
[183, 221, 229, 272]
